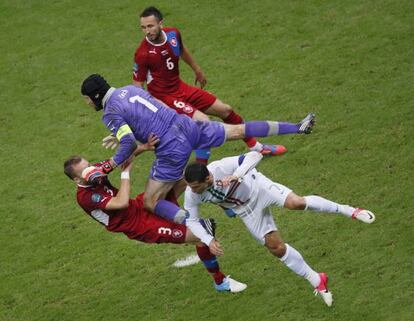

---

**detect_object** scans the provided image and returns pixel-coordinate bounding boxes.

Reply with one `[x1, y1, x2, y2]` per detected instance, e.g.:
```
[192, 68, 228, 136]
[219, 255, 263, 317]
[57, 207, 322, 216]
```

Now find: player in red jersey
[131, 6, 286, 163]
[63, 148, 247, 293]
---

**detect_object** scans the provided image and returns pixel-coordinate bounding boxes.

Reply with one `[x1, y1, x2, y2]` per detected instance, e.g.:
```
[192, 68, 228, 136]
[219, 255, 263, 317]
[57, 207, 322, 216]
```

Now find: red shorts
[110, 193, 187, 244]
[153, 80, 216, 117]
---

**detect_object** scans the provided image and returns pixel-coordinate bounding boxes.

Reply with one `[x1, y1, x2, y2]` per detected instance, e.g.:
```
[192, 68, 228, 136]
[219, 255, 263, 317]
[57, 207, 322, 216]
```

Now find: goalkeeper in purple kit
[81, 74, 315, 224]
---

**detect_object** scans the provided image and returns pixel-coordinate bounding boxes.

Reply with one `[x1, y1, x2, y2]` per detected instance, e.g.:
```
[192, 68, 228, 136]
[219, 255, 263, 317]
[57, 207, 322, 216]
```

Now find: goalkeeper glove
[95, 159, 115, 174]
[82, 166, 106, 185]
[102, 134, 119, 150]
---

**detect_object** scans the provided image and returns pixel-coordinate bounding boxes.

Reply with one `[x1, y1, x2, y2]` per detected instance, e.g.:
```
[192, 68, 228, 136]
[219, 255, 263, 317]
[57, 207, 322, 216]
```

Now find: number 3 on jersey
[166, 57, 174, 70]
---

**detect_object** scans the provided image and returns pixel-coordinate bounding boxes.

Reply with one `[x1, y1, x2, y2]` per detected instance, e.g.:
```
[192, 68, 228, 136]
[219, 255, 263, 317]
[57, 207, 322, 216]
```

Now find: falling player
[63, 150, 247, 293]
[183, 151, 376, 306]
[80, 74, 314, 224]
[131, 6, 287, 162]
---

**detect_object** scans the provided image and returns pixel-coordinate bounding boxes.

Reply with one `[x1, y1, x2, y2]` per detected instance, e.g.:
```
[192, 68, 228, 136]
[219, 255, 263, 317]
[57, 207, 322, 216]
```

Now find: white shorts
[238, 173, 292, 245]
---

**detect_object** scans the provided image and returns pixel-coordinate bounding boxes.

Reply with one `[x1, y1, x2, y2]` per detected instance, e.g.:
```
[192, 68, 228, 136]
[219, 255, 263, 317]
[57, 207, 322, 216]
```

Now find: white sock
[249, 141, 263, 152]
[304, 195, 355, 217]
[280, 244, 320, 287]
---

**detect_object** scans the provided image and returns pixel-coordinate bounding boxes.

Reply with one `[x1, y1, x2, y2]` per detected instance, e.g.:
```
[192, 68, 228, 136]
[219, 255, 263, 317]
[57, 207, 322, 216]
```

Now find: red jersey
[76, 179, 186, 243]
[133, 27, 184, 97]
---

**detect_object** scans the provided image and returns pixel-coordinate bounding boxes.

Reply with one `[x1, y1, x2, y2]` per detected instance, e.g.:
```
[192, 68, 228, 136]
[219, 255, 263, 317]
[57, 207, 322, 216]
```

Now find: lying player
[183, 151, 376, 306]
[63, 150, 247, 293]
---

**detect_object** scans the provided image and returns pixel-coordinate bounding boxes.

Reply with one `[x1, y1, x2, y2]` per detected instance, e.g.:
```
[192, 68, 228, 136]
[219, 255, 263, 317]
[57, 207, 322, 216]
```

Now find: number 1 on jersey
[129, 95, 158, 113]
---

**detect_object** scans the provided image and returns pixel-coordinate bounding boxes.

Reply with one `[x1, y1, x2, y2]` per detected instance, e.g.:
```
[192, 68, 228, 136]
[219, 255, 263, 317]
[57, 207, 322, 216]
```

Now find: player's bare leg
[283, 192, 376, 224]
[205, 99, 287, 156]
[143, 178, 189, 223]
[264, 231, 333, 306]
[223, 113, 315, 141]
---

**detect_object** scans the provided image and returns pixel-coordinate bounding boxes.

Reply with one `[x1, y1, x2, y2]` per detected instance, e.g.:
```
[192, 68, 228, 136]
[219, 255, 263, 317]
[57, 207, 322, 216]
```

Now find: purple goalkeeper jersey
[102, 85, 225, 181]
[102, 86, 179, 165]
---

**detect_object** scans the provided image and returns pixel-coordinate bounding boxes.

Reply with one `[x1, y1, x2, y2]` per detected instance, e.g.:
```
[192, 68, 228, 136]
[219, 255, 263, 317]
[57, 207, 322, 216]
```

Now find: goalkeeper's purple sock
[245, 121, 300, 137]
[154, 200, 188, 223]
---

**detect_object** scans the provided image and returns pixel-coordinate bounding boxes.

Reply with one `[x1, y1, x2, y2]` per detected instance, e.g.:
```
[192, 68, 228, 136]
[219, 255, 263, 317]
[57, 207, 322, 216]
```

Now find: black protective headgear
[81, 74, 110, 111]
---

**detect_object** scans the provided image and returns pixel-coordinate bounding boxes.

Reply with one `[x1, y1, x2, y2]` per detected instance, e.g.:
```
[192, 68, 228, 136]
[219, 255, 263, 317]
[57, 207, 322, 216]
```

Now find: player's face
[140, 16, 163, 43]
[187, 178, 211, 194]
[83, 96, 96, 109]
[72, 158, 90, 183]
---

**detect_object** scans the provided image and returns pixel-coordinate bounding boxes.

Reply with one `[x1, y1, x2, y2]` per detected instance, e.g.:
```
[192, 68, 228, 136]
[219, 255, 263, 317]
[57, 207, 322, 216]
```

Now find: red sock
[223, 111, 258, 148]
[196, 245, 225, 285]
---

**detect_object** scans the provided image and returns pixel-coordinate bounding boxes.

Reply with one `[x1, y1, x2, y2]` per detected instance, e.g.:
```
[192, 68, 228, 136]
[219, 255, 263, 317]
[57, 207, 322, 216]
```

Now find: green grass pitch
[0, 0, 413, 320]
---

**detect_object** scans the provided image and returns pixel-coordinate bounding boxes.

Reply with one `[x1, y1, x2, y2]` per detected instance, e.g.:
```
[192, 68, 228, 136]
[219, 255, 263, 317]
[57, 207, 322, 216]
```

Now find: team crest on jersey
[172, 229, 183, 238]
[183, 105, 193, 114]
[170, 37, 177, 47]
[91, 193, 102, 203]
[161, 50, 169, 56]
[118, 90, 128, 99]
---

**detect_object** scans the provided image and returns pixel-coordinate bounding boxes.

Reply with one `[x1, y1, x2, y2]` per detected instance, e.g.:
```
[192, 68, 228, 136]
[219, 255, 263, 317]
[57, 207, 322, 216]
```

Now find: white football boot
[314, 273, 333, 307]
[352, 208, 376, 224]
[215, 276, 247, 293]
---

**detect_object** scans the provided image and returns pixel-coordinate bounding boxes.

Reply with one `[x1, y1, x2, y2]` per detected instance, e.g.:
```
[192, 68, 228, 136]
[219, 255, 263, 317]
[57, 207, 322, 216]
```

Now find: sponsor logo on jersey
[172, 229, 183, 238]
[170, 37, 177, 47]
[149, 48, 156, 54]
[91, 193, 102, 203]
[161, 50, 169, 56]
[118, 90, 128, 99]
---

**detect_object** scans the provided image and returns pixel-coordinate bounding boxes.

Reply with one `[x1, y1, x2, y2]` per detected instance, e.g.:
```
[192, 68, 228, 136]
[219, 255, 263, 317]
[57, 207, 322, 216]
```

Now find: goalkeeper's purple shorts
[149, 116, 225, 182]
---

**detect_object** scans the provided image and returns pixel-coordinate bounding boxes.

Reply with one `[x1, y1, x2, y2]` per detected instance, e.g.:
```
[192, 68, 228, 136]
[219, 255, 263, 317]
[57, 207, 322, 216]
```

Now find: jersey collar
[102, 87, 116, 109]
[145, 30, 167, 46]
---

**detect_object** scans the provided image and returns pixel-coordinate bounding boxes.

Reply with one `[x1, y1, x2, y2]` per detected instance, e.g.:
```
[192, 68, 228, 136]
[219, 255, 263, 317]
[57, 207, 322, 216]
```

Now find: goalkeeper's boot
[199, 218, 216, 237]
[352, 208, 376, 224]
[260, 144, 287, 156]
[314, 273, 333, 307]
[215, 276, 247, 293]
[298, 113, 316, 134]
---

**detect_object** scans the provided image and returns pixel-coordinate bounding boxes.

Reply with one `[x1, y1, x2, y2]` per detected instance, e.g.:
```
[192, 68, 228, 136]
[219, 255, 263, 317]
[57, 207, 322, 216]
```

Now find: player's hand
[102, 134, 119, 150]
[209, 239, 223, 256]
[133, 133, 160, 156]
[145, 133, 160, 150]
[82, 166, 106, 185]
[194, 69, 207, 89]
[218, 175, 239, 187]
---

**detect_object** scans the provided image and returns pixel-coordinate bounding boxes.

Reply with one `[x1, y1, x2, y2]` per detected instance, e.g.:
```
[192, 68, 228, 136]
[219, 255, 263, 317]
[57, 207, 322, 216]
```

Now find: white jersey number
[166, 57, 174, 70]
[129, 95, 158, 113]
[173, 100, 186, 109]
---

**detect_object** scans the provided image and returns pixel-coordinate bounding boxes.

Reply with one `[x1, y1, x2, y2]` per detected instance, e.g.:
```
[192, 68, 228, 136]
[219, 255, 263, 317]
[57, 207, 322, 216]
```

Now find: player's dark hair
[64, 156, 83, 180]
[81, 74, 110, 111]
[140, 6, 163, 21]
[184, 162, 209, 183]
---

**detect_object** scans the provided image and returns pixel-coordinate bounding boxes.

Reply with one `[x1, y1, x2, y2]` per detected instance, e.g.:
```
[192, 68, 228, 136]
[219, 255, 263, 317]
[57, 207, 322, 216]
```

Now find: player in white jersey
[183, 151, 376, 307]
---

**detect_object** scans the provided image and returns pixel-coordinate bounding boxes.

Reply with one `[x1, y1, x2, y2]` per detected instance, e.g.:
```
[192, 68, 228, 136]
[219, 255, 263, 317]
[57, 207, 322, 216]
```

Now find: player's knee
[265, 234, 286, 258]
[224, 124, 245, 140]
[284, 193, 306, 210]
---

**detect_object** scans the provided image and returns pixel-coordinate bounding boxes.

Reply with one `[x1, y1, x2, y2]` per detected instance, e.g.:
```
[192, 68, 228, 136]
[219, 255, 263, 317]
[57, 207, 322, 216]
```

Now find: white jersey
[184, 152, 263, 245]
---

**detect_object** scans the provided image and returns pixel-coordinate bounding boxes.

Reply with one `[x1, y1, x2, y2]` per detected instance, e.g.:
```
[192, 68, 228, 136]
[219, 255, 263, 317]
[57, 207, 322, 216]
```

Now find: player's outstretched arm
[105, 161, 133, 210]
[181, 45, 207, 88]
